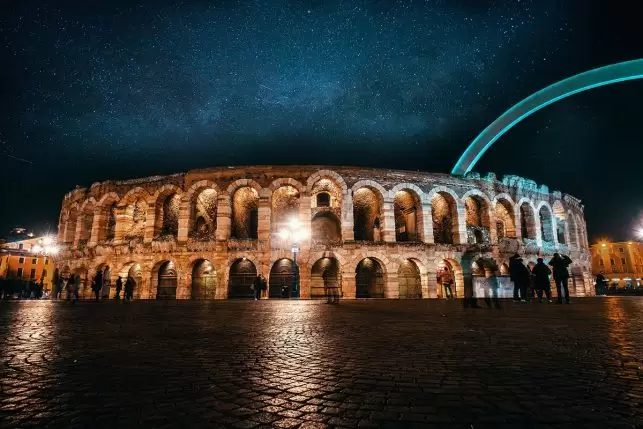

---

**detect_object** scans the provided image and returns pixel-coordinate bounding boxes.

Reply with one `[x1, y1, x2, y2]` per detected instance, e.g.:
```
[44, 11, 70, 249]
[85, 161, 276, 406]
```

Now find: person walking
[101, 266, 111, 299]
[252, 275, 262, 300]
[260, 274, 267, 299]
[124, 276, 135, 302]
[91, 269, 103, 301]
[509, 254, 530, 302]
[115, 276, 123, 300]
[548, 253, 572, 304]
[596, 271, 608, 296]
[439, 267, 454, 300]
[71, 273, 80, 303]
[532, 258, 553, 303]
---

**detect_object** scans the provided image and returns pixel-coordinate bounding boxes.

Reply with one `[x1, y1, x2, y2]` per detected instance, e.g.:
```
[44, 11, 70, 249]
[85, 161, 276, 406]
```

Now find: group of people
[251, 274, 267, 300]
[510, 252, 573, 304]
[51, 267, 136, 302]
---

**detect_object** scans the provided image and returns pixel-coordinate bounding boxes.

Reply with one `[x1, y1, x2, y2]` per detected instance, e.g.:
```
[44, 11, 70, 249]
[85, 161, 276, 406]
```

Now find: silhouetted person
[252, 275, 262, 300]
[532, 258, 553, 303]
[92, 269, 103, 301]
[124, 276, 135, 301]
[596, 271, 608, 296]
[52, 268, 60, 299]
[509, 254, 530, 302]
[549, 253, 572, 304]
[260, 274, 267, 298]
[439, 267, 454, 299]
[115, 276, 123, 300]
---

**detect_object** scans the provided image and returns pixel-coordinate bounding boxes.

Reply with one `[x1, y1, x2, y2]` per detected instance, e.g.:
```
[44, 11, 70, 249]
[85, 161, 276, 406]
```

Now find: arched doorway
[192, 259, 216, 299]
[269, 258, 294, 298]
[436, 259, 457, 299]
[126, 263, 143, 299]
[398, 259, 421, 299]
[228, 258, 257, 299]
[310, 257, 341, 299]
[157, 261, 177, 300]
[355, 258, 385, 298]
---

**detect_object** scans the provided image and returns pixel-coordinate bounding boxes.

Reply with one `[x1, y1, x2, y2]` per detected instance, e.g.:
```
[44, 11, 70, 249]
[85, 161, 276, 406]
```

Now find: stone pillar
[341, 268, 356, 299]
[514, 207, 523, 241]
[385, 271, 399, 299]
[552, 216, 560, 248]
[177, 199, 190, 244]
[113, 209, 128, 245]
[73, 217, 82, 248]
[421, 202, 434, 244]
[215, 195, 232, 241]
[143, 202, 156, 244]
[299, 195, 312, 252]
[487, 205, 497, 244]
[298, 261, 311, 299]
[455, 202, 468, 245]
[534, 213, 543, 247]
[341, 191, 354, 242]
[426, 271, 438, 298]
[382, 198, 396, 243]
[88, 210, 101, 247]
[257, 190, 271, 242]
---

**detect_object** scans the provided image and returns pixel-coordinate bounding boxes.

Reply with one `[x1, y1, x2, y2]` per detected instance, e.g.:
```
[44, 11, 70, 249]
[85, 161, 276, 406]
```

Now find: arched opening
[310, 257, 341, 299]
[98, 202, 117, 243]
[156, 261, 177, 300]
[126, 262, 143, 299]
[272, 186, 300, 232]
[394, 190, 421, 242]
[191, 259, 216, 299]
[464, 195, 491, 244]
[436, 259, 458, 298]
[63, 206, 79, 244]
[228, 258, 257, 299]
[316, 192, 330, 207]
[269, 258, 294, 298]
[355, 258, 385, 298]
[519, 202, 537, 241]
[568, 215, 579, 248]
[189, 189, 217, 240]
[553, 202, 567, 245]
[431, 192, 458, 244]
[121, 198, 147, 241]
[155, 193, 180, 239]
[78, 203, 95, 246]
[353, 187, 383, 242]
[311, 212, 341, 244]
[231, 187, 259, 239]
[494, 199, 516, 241]
[539, 205, 555, 244]
[398, 259, 421, 299]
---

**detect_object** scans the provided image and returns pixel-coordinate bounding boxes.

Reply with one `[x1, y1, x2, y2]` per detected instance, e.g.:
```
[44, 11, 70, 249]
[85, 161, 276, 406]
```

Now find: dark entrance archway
[192, 259, 216, 299]
[310, 257, 340, 299]
[269, 258, 294, 298]
[157, 261, 177, 300]
[355, 258, 385, 298]
[127, 263, 143, 299]
[398, 259, 421, 299]
[228, 258, 257, 299]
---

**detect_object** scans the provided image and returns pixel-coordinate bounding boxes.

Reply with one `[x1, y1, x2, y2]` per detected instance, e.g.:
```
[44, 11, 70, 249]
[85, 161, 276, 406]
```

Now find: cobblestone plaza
[1, 298, 642, 428]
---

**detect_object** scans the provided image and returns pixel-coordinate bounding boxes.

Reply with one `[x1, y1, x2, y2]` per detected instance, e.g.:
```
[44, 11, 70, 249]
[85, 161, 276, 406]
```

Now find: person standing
[252, 275, 262, 300]
[101, 266, 111, 299]
[91, 269, 103, 301]
[52, 268, 60, 300]
[596, 271, 608, 296]
[124, 276, 135, 302]
[532, 258, 553, 303]
[71, 274, 80, 303]
[509, 254, 530, 302]
[115, 276, 123, 300]
[439, 267, 454, 300]
[260, 274, 267, 299]
[549, 253, 573, 304]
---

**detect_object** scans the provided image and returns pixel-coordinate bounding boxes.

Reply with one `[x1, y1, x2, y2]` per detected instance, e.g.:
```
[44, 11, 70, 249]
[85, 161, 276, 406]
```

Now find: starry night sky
[1, 0, 641, 242]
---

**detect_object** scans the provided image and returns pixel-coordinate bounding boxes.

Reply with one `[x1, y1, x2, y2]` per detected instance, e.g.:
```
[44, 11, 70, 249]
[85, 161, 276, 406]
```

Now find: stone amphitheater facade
[56, 166, 593, 300]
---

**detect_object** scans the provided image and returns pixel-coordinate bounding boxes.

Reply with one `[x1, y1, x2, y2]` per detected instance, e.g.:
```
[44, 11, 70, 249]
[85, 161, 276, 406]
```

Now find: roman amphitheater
[56, 166, 593, 300]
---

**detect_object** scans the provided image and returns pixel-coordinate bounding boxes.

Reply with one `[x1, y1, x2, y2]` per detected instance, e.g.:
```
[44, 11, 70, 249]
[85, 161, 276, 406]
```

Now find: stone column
[215, 194, 232, 241]
[534, 213, 543, 247]
[88, 210, 101, 247]
[73, 217, 82, 248]
[426, 271, 438, 298]
[384, 271, 399, 299]
[177, 199, 190, 244]
[341, 268, 356, 299]
[113, 209, 128, 245]
[257, 190, 271, 242]
[455, 202, 468, 245]
[486, 205, 497, 244]
[341, 191, 354, 242]
[299, 195, 312, 252]
[143, 202, 156, 244]
[382, 198, 396, 243]
[514, 208, 522, 241]
[421, 202, 434, 244]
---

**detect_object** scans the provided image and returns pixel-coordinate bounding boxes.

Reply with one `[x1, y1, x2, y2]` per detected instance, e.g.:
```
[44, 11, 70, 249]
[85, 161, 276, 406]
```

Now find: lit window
[619, 247, 624, 253]
[32, 258, 37, 264]
[30, 268, 36, 279]
[45, 257, 49, 265]
[18, 257, 25, 264]
[18, 244, 23, 250]
[621, 257, 626, 265]
[316, 192, 330, 207]
[599, 259, 604, 266]
[610, 259, 615, 265]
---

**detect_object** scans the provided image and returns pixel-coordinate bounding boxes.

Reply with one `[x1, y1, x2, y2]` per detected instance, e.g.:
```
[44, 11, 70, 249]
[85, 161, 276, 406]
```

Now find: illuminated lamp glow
[43, 236, 53, 245]
[452, 59, 643, 175]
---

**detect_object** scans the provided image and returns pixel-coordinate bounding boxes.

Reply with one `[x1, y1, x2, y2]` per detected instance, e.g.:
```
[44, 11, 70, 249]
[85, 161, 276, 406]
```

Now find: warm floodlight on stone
[452, 59, 643, 176]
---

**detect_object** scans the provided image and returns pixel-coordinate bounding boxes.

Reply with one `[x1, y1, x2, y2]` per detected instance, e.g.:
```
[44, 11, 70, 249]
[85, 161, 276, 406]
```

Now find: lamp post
[279, 218, 308, 299]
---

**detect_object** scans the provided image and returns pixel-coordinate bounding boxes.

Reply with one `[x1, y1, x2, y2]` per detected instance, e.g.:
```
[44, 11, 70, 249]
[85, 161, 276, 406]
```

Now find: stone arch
[77, 198, 97, 245]
[310, 256, 342, 299]
[190, 258, 217, 299]
[226, 178, 263, 196]
[151, 259, 178, 300]
[231, 186, 259, 239]
[429, 188, 459, 244]
[63, 203, 80, 244]
[306, 169, 348, 194]
[271, 185, 301, 232]
[393, 188, 423, 242]
[268, 177, 306, 194]
[398, 258, 422, 299]
[436, 258, 464, 299]
[355, 257, 386, 298]
[118, 187, 151, 208]
[493, 194, 516, 240]
[518, 198, 538, 241]
[185, 181, 219, 240]
[95, 192, 120, 243]
[311, 211, 342, 244]
[118, 261, 144, 299]
[552, 201, 567, 245]
[228, 258, 257, 299]
[351, 180, 387, 197]
[152, 185, 182, 239]
[309, 172, 345, 209]
[462, 190, 492, 244]
[537, 202, 555, 244]
[269, 258, 295, 298]
[352, 185, 384, 242]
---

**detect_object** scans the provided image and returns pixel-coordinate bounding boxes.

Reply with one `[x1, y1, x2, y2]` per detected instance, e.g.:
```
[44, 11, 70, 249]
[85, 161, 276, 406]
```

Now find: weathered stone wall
[56, 166, 594, 300]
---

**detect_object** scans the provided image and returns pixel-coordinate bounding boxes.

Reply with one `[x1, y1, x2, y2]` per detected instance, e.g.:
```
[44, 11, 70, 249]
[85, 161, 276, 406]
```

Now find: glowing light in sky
[452, 59, 643, 175]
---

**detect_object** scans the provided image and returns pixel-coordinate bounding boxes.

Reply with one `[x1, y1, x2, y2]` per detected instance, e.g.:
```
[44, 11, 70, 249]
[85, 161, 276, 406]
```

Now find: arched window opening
[316, 192, 330, 207]
[539, 206, 555, 244]
[156, 193, 180, 239]
[494, 199, 516, 242]
[190, 189, 217, 240]
[353, 187, 383, 242]
[432, 192, 457, 244]
[231, 187, 259, 239]
[465, 195, 490, 244]
[272, 186, 300, 232]
[311, 212, 341, 244]
[123, 199, 147, 241]
[398, 259, 421, 299]
[394, 190, 421, 242]
[520, 203, 537, 241]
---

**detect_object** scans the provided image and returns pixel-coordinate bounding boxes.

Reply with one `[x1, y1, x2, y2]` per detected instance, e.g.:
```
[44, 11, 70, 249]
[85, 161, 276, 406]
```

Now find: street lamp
[279, 218, 308, 298]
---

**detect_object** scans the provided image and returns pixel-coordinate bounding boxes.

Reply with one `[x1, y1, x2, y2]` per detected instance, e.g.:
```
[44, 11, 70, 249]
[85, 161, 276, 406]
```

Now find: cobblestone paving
[1, 298, 642, 429]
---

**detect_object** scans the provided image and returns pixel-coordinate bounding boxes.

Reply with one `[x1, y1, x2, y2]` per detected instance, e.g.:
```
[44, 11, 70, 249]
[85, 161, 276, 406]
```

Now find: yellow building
[0, 234, 59, 291]
[590, 241, 643, 288]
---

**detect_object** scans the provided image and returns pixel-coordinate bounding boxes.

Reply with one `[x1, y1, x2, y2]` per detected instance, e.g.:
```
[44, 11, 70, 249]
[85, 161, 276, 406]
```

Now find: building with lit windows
[590, 241, 643, 288]
[0, 233, 59, 290]
[55, 166, 593, 300]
